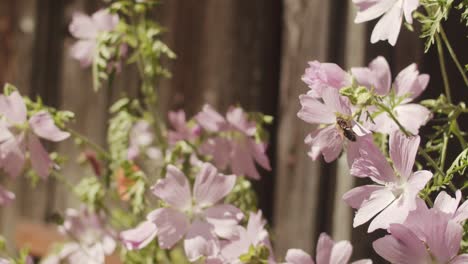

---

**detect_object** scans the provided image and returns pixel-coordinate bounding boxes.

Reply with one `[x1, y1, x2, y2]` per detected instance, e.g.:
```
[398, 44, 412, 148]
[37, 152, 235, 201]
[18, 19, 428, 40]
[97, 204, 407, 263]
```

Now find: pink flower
[219, 211, 274, 263]
[284, 233, 372, 264]
[0, 91, 70, 178]
[352, 56, 431, 135]
[121, 163, 243, 262]
[0, 185, 15, 206]
[302, 61, 351, 98]
[168, 110, 201, 144]
[374, 199, 468, 264]
[196, 105, 271, 180]
[343, 130, 432, 232]
[353, 0, 420, 45]
[44, 208, 116, 264]
[127, 120, 161, 160]
[431, 190, 468, 223]
[297, 88, 370, 163]
[69, 9, 119, 67]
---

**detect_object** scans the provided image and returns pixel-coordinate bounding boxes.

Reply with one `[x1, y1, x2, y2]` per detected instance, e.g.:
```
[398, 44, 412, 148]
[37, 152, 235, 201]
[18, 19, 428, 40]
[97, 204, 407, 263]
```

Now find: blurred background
[0, 0, 467, 262]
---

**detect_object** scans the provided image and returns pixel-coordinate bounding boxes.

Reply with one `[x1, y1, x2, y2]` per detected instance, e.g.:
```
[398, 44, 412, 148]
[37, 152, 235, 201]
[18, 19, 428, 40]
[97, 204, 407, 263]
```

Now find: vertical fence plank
[0, 0, 38, 247]
[157, 0, 282, 219]
[273, 0, 336, 255]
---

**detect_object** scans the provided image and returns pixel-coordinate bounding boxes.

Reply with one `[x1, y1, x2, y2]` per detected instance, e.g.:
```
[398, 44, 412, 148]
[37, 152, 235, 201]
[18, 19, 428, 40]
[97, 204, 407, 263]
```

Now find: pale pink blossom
[127, 120, 161, 160]
[353, 0, 420, 45]
[302, 61, 351, 98]
[69, 9, 119, 67]
[196, 105, 271, 180]
[121, 163, 243, 262]
[352, 56, 431, 135]
[0, 186, 15, 206]
[168, 110, 201, 144]
[0, 91, 70, 178]
[219, 211, 274, 264]
[297, 88, 371, 163]
[343, 130, 432, 232]
[284, 233, 372, 264]
[374, 198, 468, 264]
[43, 208, 116, 264]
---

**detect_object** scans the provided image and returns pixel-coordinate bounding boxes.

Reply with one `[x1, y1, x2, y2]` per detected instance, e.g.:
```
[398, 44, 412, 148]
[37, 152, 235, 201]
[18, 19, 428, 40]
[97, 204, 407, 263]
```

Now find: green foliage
[74, 177, 105, 210]
[417, 0, 454, 52]
[456, 0, 468, 26]
[340, 85, 373, 106]
[250, 112, 273, 144]
[107, 98, 137, 169]
[239, 245, 270, 264]
[447, 148, 468, 178]
[225, 177, 258, 214]
[93, 30, 125, 91]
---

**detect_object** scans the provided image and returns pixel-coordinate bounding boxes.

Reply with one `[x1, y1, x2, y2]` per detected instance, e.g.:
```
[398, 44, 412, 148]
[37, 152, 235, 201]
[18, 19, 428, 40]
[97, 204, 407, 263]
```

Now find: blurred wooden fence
[0, 0, 467, 263]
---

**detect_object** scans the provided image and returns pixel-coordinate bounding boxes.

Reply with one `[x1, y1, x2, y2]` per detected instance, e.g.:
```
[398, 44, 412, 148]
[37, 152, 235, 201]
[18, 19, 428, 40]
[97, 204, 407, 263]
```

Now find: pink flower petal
[226, 107, 256, 136]
[370, 3, 403, 46]
[394, 64, 429, 100]
[353, 187, 395, 228]
[305, 126, 343, 163]
[343, 185, 384, 209]
[403, 0, 419, 23]
[184, 220, 220, 262]
[351, 56, 391, 95]
[249, 142, 271, 171]
[389, 130, 419, 179]
[148, 208, 189, 249]
[285, 249, 314, 264]
[316, 233, 334, 264]
[373, 224, 430, 264]
[354, 0, 395, 23]
[193, 163, 236, 207]
[297, 94, 336, 125]
[151, 165, 191, 211]
[368, 195, 410, 232]
[69, 13, 98, 39]
[1, 135, 26, 178]
[0, 185, 15, 206]
[0, 91, 27, 124]
[195, 105, 227, 132]
[199, 137, 231, 170]
[330, 241, 352, 264]
[350, 138, 395, 182]
[394, 104, 431, 135]
[91, 9, 119, 32]
[120, 221, 157, 250]
[29, 111, 70, 142]
[321, 88, 351, 116]
[28, 134, 53, 179]
[204, 204, 244, 239]
[231, 141, 261, 180]
[70, 40, 96, 67]
[434, 191, 460, 216]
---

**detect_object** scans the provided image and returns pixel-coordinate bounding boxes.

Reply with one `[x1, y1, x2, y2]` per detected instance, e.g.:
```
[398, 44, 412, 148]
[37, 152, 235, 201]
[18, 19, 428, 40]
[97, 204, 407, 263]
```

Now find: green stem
[440, 133, 449, 171]
[376, 102, 446, 178]
[129, 9, 167, 151]
[66, 128, 111, 161]
[451, 121, 467, 149]
[435, 34, 452, 103]
[439, 27, 468, 88]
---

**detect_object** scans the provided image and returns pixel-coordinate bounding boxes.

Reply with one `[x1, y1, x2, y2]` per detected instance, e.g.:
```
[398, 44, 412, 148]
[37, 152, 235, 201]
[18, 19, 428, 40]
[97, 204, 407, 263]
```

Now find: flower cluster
[0, 0, 467, 263]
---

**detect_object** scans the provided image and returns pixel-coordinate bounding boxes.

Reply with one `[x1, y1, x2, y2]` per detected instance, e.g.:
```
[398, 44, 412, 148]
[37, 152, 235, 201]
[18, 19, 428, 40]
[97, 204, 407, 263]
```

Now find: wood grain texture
[273, 0, 334, 255]
[156, 0, 282, 220]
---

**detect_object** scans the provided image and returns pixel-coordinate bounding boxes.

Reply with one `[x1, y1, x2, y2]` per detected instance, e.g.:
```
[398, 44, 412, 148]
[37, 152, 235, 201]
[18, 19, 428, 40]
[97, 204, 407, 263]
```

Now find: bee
[336, 117, 357, 142]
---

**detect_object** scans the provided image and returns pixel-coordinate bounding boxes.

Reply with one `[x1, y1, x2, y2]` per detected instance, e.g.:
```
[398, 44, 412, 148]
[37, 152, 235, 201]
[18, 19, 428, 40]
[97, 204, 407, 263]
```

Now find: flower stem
[439, 27, 468, 88]
[66, 127, 111, 161]
[375, 102, 446, 178]
[435, 34, 452, 103]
